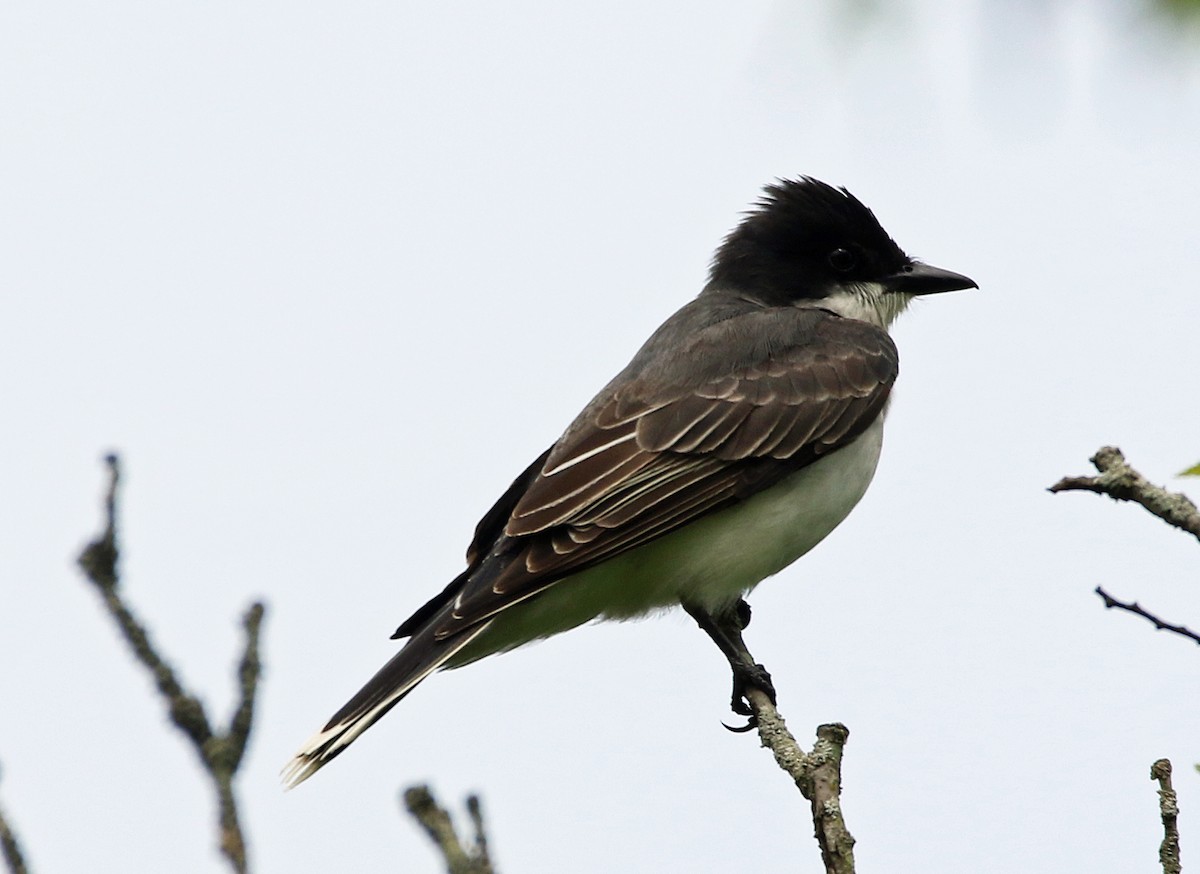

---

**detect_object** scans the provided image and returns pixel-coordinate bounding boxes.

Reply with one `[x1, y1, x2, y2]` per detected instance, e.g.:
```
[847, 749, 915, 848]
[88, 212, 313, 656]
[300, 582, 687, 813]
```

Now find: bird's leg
[682, 598, 777, 732]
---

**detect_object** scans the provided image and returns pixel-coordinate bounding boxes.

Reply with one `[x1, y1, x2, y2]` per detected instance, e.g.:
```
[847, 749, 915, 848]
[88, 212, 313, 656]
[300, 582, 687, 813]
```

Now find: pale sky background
[3, 1, 1200, 872]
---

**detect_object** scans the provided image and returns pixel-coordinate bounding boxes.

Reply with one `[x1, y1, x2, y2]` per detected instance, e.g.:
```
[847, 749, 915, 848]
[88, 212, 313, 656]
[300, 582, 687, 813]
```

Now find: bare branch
[1151, 759, 1181, 874]
[1049, 446, 1200, 543]
[1096, 587, 1200, 646]
[402, 786, 496, 874]
[75, 454, 264, 874]
[465, 794, 492, 871]
[748, 688, 854, 874]
[0, 770, 31, 874]
[687, 604, 855, 874]
[1052, 449, 1199, 644]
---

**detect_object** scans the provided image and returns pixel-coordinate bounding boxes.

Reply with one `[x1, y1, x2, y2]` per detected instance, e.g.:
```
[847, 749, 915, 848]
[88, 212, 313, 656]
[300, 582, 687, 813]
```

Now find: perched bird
[283, 176, 975, 786]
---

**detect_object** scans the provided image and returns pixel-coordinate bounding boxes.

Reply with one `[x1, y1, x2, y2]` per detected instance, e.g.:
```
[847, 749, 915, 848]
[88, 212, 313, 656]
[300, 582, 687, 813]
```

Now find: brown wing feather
[429, 309, 898, 632]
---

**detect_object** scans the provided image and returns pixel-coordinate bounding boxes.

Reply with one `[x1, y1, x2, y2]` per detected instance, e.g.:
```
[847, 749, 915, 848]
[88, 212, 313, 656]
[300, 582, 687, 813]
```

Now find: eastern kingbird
[283, 176, 975, 786]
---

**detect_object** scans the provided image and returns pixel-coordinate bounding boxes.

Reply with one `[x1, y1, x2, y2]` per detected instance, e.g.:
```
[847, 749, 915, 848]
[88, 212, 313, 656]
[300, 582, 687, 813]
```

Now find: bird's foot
[723, 660, 775, 732]
[733, 597, 753, 631]
[682, 598, 775, 733]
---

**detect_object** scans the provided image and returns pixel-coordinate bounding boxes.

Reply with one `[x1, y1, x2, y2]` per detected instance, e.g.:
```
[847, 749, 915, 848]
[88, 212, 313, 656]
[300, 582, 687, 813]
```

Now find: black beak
[883, 261, 977, 295]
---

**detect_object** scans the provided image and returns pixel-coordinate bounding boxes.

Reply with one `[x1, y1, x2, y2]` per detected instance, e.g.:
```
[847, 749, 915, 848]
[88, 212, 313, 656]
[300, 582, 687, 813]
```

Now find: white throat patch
[807, 282, 913, 328]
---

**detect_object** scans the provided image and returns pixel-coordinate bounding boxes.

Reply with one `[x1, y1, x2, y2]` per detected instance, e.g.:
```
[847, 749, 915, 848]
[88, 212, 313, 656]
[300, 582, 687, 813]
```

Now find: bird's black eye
[827, 248, 857, 272]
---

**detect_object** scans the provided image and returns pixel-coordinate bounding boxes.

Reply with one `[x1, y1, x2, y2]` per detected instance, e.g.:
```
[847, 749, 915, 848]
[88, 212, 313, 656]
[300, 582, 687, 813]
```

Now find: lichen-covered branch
[688, 605, 855, 874]
[0, 772, 31, 874]
[402, 786, 496, 874]
[1151, 759, 1181, 874]
[1049, 446, 1200, 543]
[744, 685, 854, 874]
[1095, 586, 1200, 646]
[1051, 448, 1199, 645]
[75, 454, 264, 874]
[464, 794, 492, 871]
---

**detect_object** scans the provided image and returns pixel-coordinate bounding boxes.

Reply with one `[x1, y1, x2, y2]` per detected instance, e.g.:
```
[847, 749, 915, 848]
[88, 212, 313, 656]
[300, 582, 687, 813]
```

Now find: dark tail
[281, 619, 492, 788]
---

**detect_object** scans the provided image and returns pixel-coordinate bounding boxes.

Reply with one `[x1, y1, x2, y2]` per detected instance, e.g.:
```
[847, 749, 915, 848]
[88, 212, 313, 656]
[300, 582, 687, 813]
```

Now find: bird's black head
[708, 177, 974, 310]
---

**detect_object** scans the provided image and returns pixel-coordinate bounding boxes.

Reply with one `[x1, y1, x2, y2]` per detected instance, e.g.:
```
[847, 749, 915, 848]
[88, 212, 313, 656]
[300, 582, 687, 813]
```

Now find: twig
[749, 691, 854, 874]
[402, 786, 496, 874]
[1052, 449, 1199, 644]
[465, 794, 492, 871]
[688, 604, 855, 874]
[1096, 587, 1200, 646]
[76, 454, 264, 874]
[1049, 446, 1200, 543]
[0, 770, 31, 874]
[1151, 759, 1181, 874]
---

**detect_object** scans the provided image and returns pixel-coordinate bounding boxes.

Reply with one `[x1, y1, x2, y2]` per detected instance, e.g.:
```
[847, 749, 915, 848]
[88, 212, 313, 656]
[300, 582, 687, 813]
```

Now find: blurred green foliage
[1153, 0, 1200, 21]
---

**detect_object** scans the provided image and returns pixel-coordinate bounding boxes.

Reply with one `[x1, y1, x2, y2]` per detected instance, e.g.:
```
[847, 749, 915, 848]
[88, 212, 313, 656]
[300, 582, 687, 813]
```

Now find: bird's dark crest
[708, 176, 907, 303]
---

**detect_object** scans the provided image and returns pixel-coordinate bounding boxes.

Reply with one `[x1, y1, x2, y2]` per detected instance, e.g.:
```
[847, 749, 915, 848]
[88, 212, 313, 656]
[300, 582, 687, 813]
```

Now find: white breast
[451, 416, 886, 664]
[618, 413, 886, 612]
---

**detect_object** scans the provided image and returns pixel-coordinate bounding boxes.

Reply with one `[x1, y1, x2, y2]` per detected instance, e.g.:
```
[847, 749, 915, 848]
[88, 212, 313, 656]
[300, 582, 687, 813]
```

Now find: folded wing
[438, 306, 898, 630]
[284, 306, 898, 785]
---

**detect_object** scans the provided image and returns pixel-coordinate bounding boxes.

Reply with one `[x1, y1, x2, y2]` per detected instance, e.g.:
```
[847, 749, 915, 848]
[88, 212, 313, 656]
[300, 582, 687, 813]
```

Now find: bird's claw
[722, 716, 758, 733]
[725, 660, 775, 731]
